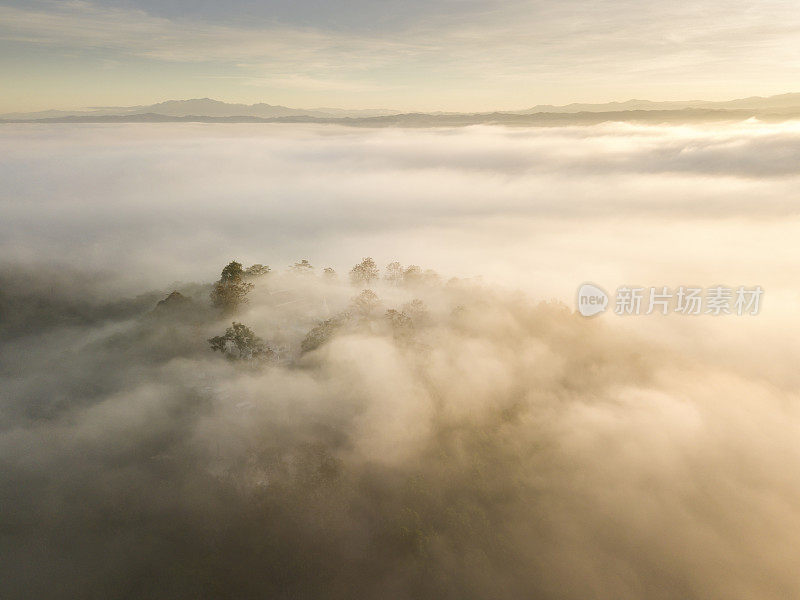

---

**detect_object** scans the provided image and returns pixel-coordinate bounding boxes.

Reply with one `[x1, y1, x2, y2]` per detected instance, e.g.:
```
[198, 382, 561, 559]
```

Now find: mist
[1, 121, 800, 599]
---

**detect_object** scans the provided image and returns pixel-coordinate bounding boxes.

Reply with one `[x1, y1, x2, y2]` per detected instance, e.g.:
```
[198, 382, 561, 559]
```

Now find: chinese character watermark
[576, 284, 763, 317]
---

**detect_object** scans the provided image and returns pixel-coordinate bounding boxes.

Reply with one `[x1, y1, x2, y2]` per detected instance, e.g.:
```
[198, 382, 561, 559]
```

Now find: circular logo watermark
[576, 283, 609, 317]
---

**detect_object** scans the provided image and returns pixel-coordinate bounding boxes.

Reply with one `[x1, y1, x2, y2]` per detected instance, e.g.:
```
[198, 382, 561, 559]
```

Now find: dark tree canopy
[300, 313, 349, 354]
[211, 261, 254, 313]
[220, 261, 245, 283]
[208, 322, 273, 361]
[244, 264, 271, 278]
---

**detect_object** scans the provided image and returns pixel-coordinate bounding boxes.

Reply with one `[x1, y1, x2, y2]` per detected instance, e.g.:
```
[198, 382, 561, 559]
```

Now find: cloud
[1, 257, 799, 598]
[2, 0, 800, 108]
[2, 120, 800, 597]
[1, 120, 800, 289]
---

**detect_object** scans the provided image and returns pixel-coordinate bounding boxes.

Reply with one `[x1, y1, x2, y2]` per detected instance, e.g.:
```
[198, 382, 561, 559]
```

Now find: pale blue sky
[1, 0, 799, 112]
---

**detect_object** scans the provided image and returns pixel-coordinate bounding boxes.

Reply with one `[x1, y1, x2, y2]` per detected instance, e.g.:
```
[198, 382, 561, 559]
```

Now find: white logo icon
[577, 283, 609, 317]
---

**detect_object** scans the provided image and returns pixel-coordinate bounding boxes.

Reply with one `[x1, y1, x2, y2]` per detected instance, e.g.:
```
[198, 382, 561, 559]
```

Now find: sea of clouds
[1, 121, 800, 599]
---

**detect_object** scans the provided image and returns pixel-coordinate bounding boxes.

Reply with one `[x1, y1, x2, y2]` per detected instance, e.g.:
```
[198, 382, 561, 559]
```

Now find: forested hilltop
[0, 256, 738, 599]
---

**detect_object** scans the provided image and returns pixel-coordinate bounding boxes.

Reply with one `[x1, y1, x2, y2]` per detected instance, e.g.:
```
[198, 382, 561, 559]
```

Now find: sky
[1, 0, 799, 113]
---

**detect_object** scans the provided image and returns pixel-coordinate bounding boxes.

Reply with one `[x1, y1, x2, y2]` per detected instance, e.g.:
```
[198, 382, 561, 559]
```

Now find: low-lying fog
[1, 121, 799, 599]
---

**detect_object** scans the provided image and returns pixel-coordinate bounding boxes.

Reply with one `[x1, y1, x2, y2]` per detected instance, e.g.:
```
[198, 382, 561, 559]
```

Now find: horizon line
[5, 90, 800, 117]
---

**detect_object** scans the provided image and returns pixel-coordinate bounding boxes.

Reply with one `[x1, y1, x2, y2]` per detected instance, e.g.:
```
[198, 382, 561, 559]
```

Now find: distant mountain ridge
[514, 92, 800, 114]
[0, 98, 399, 121]
[3, 94, 800, 126]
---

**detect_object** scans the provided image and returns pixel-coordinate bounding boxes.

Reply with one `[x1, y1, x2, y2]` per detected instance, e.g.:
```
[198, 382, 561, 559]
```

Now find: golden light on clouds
[1, 0, 799, 111]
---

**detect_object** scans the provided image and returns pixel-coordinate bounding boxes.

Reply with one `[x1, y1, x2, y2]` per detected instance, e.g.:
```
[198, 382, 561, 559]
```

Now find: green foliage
[244, 264, 271, 278]
[210, 281, 254, 313]
[220, 261, 245, 282]
[208, 322, 273, 361]
[210, 260, 254, 313]
[300, 313, 349, 354]
[349, 257, 379, 286]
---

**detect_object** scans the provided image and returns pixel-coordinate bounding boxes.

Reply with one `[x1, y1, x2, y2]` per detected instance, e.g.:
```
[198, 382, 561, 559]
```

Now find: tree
[385, 309, 414, 342]
[290, 259, 314, 275]
[402, 265, 439, 287]
[384, 261, 404, 285]
[351, 289, 380, 317]
[402, 298, 428, 324]
[322, 267, 337, 280]
[209, 322, 273, 361]
[349, 257, 379, 286]
[300, 313, 349, 354]
[211, 261, 254, 313]
[244, 264, 271, 278]
[402, 265, 422, 286]
[220, 261, 245, 282]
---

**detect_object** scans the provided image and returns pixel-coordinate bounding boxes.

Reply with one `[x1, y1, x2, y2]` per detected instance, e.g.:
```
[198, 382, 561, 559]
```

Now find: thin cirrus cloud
[1, 0, 800, 111]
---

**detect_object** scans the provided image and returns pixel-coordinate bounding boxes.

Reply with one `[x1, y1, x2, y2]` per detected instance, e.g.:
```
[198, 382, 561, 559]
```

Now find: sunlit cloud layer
[1, 121, 799, 297]
[2, 120, 800, 598]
